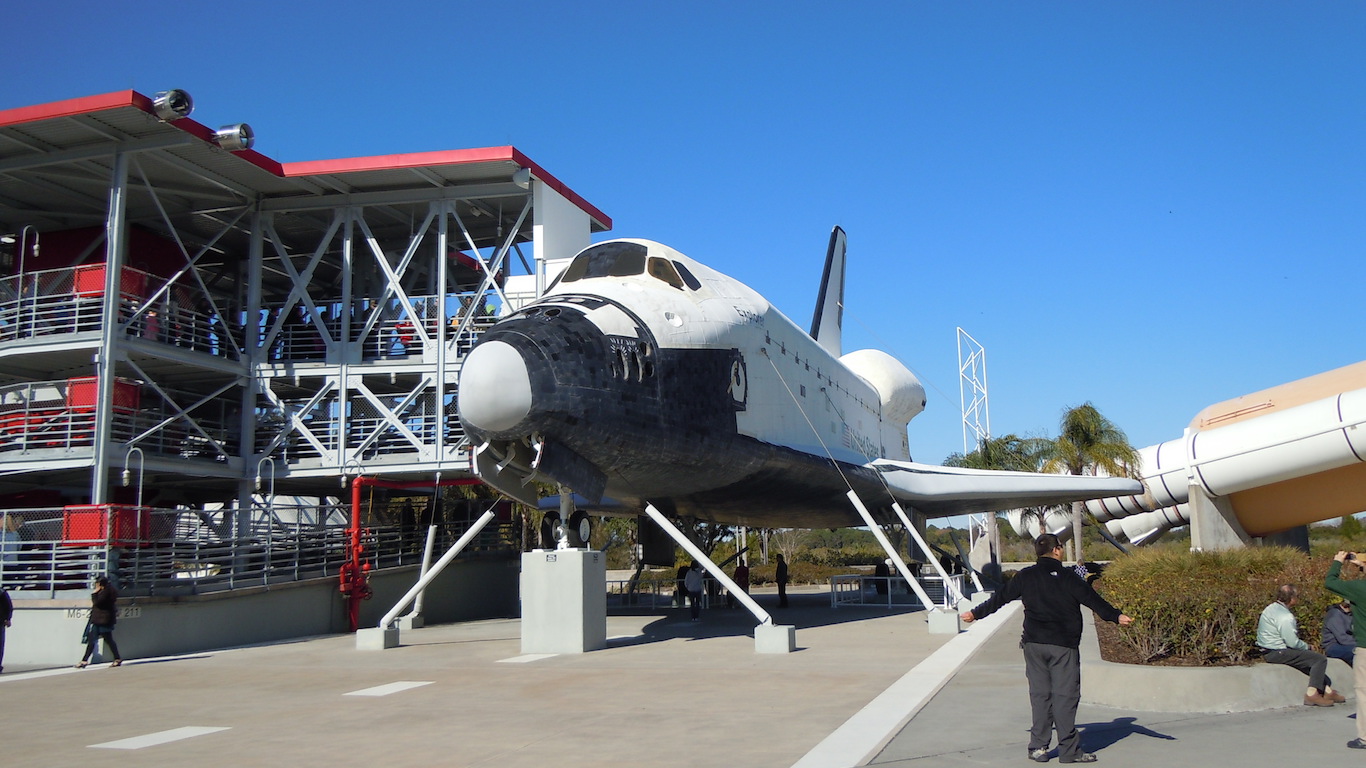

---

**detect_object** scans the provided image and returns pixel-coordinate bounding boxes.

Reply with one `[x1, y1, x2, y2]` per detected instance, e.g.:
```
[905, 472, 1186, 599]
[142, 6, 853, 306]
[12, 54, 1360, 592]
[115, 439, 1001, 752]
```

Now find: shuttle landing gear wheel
[568, 511, 592, 548]
[539, 512, 561, 549]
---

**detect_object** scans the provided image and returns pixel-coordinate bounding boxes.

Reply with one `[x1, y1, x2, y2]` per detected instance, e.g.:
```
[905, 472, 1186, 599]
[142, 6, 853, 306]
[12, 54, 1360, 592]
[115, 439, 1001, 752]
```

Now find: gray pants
[1263, 647, 1330, 691]
[1023, 642, 1082, 760]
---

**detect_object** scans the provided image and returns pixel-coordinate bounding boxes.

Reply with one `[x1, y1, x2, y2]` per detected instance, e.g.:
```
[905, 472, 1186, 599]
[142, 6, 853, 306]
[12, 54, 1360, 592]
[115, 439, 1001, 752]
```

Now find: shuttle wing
[868, 459, 1143, 518]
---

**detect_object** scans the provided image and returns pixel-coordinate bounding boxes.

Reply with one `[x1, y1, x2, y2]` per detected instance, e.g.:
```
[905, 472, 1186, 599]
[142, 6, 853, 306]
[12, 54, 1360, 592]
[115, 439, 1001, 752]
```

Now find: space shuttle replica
[457, 229, 1141, 539]
[1012, 361, 1366, 548]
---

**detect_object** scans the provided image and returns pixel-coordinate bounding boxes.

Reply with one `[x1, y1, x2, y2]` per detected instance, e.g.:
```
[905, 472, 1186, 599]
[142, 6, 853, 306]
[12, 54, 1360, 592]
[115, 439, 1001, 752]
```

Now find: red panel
[71, 264, 148, 299]
[61, 505, 153, 548]
[66, 377, 141, 412]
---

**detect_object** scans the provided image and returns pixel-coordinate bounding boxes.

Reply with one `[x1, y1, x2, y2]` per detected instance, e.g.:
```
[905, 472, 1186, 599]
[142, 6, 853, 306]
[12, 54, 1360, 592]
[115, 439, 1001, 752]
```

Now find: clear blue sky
[6, 2, 1364, 467]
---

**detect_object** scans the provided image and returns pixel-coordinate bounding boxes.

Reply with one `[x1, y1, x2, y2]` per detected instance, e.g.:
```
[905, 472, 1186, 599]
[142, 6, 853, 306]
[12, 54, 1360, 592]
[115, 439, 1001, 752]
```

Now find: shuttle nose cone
[458, 340, 533, 433]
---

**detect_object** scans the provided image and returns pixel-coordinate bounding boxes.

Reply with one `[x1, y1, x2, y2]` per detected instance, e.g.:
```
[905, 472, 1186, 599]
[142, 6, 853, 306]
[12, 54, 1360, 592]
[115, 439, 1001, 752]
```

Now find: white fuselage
[457, 239, 925, 528]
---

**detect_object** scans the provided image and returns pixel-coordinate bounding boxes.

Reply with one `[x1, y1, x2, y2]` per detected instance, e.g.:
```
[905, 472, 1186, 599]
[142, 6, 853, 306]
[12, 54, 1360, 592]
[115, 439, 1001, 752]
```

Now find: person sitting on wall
[1323, 600, 1357, 666]
[1256, 584, 1345, 707]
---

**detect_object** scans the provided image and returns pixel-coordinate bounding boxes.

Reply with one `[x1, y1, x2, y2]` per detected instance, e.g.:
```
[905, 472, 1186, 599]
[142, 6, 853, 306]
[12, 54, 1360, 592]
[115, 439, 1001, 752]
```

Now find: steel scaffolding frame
[0, 90, 608, 595]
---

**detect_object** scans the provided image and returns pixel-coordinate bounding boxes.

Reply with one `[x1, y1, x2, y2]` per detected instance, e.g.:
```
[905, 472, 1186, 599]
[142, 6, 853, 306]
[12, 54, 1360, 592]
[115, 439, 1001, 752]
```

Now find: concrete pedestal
[356, 626, 399, 650]
[755, 623, 796, 654]
[966, 591, 993, 610]
[927, 608, 962, 634]
[521, 548, 607, 654]
[398, 614, 424, 630]
[1190, 484, 1251, 551]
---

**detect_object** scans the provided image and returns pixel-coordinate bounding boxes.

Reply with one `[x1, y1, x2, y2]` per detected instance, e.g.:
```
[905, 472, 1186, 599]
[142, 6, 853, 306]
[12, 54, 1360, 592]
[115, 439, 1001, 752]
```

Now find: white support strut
[890, 502, 966, 606]
[643, 504, 773, 626]
[379, 510, 496, 629]
[403, 524, 440, 622]
[846, 491, 939, 610]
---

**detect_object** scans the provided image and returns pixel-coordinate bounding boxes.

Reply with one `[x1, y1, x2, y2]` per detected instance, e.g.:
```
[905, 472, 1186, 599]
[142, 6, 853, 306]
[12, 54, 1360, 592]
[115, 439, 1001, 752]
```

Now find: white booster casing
[1082, 361, 1366, 543]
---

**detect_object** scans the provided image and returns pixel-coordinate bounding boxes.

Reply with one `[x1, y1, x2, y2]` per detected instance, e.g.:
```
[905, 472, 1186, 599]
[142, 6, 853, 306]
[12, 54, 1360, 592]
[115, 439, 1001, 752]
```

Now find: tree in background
[1043, 403, 1139, 564]
[944, 433, 1051, 473]
[769, 528, 805, 561]
[945, 434, 1053, 565]
[1341, 515, 1364, 539]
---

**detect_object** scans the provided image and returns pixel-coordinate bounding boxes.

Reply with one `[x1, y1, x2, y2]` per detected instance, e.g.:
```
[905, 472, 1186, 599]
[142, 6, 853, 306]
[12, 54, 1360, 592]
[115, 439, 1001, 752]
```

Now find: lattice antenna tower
[957, 327, 990, 453]
[959, 328, 997, 579]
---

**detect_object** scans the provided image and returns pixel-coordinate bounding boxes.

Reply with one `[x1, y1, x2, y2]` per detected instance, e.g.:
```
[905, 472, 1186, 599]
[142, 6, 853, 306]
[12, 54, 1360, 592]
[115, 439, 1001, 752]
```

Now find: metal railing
[0, 504, 519, 599]
[0, 266, 240, 359]
[605, 577, 729, 611]
[0, 379, 238, 462]
[263, 293, 504, 363]
[829, 573, 965, 609]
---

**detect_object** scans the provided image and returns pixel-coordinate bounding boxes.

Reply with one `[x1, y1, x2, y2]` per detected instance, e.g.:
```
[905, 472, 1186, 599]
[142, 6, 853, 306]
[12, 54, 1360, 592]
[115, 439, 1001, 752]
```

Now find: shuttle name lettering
[735, 308, 764, 327]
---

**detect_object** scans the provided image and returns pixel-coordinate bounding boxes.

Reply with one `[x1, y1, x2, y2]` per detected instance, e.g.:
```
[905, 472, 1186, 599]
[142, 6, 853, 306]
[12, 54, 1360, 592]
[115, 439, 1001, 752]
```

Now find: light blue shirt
[1256, 601, 1308, 650]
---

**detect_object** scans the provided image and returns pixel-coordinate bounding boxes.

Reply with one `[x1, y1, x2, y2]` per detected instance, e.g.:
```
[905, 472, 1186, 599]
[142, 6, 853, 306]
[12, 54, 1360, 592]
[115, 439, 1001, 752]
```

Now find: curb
[1079, 615, 1354, 713]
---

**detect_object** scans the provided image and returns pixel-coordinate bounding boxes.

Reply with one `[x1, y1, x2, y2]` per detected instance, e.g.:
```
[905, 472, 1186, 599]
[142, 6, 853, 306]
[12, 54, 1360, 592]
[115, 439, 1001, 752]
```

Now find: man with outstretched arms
[960, 533, 1133, 764]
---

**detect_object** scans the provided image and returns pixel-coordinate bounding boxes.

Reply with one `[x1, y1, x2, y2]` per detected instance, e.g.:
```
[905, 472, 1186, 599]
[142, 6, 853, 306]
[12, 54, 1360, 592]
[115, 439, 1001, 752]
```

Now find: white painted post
[890, 502, 965, 606]
[846, 492, 937, 609]
[643, 505, 772, 626]
[378, 510, 495, 629]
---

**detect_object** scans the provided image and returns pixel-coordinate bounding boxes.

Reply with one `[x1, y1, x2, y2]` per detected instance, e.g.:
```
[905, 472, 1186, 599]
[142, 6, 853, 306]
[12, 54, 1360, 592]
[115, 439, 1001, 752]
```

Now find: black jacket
[90, 585, 118, 627]
[969, 556, 1123, 649]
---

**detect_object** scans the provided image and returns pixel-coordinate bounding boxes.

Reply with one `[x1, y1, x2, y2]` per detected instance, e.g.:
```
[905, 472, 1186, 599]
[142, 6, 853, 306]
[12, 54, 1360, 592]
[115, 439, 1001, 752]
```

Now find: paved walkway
[0, 588, 944, 768]
[871, 608, 1360, 766]
[1, 586, 1357, 767]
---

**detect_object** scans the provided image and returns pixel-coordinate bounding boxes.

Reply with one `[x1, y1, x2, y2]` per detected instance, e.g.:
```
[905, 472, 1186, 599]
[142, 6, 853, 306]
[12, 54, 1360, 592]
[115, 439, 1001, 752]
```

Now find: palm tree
[945, 434, 1052, 578]
[944, 433, 1051, 473]
[946, 433, 1057, 532]
[1043, 403, 1139, 563]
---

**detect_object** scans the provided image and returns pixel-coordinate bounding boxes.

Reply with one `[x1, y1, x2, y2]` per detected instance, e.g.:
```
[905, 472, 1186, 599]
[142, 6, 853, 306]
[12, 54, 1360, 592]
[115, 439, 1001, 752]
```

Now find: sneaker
[1326, 690, 1347, 703]
[1060, 754, 1097, 764]
[1348, 738, 1366, 750]
[1028, 747, 1050, 762]
[1305, 693, 1335, 707]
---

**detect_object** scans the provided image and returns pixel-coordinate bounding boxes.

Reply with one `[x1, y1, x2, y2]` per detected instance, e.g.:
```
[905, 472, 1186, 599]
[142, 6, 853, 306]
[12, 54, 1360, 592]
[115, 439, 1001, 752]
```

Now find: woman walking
[76, 575, 122, 668]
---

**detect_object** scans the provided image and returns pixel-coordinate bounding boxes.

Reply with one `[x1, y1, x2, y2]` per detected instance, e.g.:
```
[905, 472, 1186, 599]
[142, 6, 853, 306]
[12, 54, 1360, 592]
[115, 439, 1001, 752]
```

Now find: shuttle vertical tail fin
[810, 226, 846, 357]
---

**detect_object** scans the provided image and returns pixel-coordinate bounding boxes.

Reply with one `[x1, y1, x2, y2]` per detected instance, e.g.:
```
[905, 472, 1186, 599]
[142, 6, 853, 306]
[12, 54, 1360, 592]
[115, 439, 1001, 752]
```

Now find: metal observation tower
[0, 89, 609, 640]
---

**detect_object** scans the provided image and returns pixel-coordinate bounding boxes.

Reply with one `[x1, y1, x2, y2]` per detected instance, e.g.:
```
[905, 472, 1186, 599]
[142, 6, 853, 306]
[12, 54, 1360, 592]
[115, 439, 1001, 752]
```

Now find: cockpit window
[647, 257, 685, 289]
[559, 242, 648, 284]
[672, 261, 702, 290]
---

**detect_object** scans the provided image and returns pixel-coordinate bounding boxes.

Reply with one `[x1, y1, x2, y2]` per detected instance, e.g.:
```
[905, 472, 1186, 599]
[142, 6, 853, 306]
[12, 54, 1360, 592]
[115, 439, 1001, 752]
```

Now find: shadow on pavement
[1079, 716, 1178, 752]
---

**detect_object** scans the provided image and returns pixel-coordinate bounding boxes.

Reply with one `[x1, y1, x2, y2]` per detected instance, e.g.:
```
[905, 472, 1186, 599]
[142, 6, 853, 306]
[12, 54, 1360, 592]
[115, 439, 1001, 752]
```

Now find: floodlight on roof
[151, 89, 194, 121]
[214, 123, 254, 151]
[512, 167, 531, 189]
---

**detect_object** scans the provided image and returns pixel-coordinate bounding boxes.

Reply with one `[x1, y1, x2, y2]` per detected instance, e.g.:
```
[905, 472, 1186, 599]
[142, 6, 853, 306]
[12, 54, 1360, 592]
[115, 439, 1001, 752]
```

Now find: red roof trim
[0, 89, 284, 175]
[281, 146, 519, 177]
[1, 90, 608, 229]
[0, 90, 142, 128]
[510, 148, 612, 231]
[283, 146, 611, 229]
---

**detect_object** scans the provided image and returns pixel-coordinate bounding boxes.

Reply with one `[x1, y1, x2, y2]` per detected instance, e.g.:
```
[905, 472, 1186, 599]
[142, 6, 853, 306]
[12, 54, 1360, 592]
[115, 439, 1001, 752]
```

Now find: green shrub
[1098, 546, 1352, 665]
[800, 547, 888, 567]
[747, 561, 861, 586]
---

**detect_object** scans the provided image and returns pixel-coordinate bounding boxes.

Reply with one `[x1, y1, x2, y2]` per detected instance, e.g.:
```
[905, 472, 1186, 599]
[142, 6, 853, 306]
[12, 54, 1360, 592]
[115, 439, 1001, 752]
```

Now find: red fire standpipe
[341, 475, 483, 632]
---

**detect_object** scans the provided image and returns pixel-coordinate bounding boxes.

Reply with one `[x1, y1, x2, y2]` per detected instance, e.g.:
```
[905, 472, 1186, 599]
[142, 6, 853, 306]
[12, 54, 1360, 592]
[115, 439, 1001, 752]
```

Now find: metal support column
[91, 151, 130, 505]
[435, 203, 449, 453]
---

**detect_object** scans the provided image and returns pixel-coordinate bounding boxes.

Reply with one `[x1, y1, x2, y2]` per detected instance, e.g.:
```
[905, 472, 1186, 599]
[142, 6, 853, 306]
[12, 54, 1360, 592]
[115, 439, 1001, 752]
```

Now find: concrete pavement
[1, 584, 1356, 768]
[0, 587, 947, 768]
[871, 607, 1360, 766]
